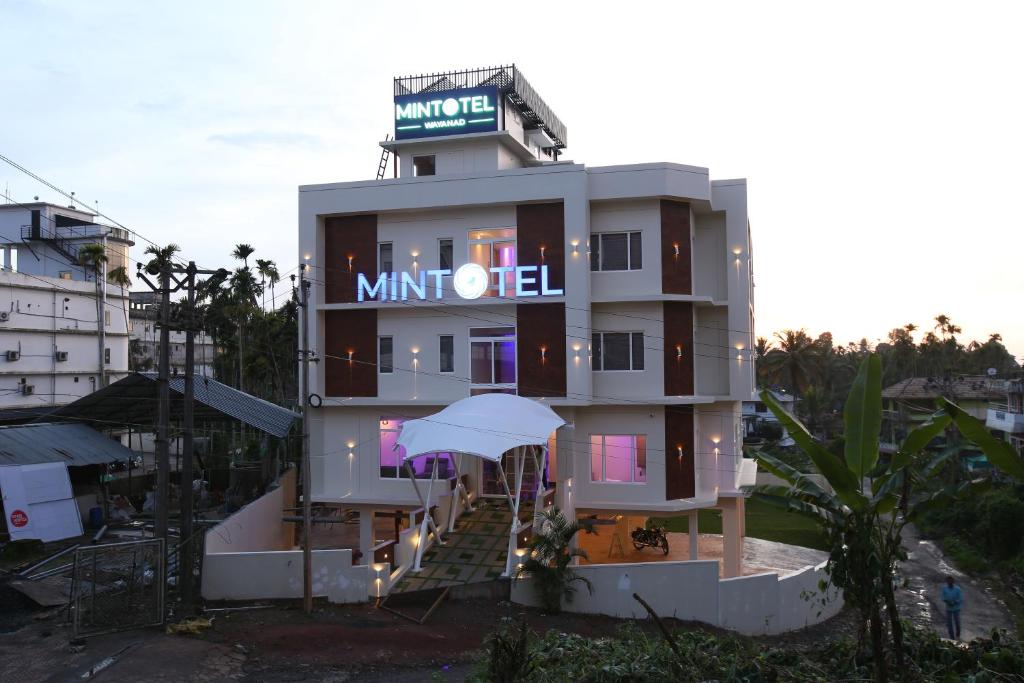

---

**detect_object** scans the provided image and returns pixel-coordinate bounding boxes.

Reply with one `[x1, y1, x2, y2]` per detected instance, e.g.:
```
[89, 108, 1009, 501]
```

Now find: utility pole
[155, 264, 171, 542]
[299, 264, 312, 613]
[181, 261, 197, 610]
[138, 259, 225, 606]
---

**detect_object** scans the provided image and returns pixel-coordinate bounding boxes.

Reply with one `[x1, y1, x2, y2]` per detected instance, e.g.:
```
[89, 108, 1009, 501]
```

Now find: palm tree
[107, 265, 132, 347]
[255, 258, 280, 311]
[78, 244, 109, 387]
[144, 243, 181, 274]
[758, 329, 821, 398]
[516, 507, 592, 613]
[232, 243, 255, 269]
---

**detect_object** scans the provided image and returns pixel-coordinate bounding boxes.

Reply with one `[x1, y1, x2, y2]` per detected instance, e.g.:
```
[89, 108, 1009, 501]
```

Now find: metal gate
[72, 539, 165, 638]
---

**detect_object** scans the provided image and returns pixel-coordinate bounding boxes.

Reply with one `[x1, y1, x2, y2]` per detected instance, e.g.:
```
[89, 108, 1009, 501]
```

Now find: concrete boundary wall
[202, 548, 369, 603]
[205, 468, 297, 554]
[511, 559, 842, 636]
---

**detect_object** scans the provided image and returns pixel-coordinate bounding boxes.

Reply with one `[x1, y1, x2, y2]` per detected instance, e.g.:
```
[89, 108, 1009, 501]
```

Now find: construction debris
[166, 616, 214, 635]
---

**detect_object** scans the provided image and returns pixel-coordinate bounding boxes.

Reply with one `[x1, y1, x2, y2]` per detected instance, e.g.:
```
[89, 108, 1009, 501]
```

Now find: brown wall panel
[516, 302, 567, 397]
[660, 200, 692, 294]
[325, 214, 377, 303]
[663, 301, 695, 396]
[324, 309, 378, 397]
[516, 202, 565, 291]
[665, 406, 696, 500]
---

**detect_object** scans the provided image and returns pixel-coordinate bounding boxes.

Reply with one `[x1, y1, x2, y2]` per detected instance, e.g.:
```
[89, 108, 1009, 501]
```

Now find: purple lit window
[590, 435, 647, 483]
[379, 417, 454, 479]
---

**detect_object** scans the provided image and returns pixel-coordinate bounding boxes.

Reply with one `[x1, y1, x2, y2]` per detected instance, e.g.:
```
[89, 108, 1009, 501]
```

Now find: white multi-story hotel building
[0, 202, 132, 419]
[299, 66, 756, 577]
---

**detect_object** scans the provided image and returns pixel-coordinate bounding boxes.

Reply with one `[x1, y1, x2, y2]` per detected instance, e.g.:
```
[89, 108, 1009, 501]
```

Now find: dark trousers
[946, 609, 961, 639]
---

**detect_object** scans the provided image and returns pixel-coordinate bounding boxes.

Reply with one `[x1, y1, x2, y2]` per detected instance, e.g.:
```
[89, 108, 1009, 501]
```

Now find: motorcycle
[631, 525, 669, 555]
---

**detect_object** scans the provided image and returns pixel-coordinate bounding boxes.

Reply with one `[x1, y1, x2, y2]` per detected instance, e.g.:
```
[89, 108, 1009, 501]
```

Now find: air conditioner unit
[6, 350, 20, 361]
[21, 384, 34, 396]
[55, 350, 69, 362]
[0, 311, 9, 322]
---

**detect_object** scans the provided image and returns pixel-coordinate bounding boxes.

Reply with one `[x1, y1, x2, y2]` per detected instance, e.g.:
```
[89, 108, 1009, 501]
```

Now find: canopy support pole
[532, 446, 547, 525]
[447, 454, 472, 534]
[407, 457, 442, 573]
[504, 447, 527, 578]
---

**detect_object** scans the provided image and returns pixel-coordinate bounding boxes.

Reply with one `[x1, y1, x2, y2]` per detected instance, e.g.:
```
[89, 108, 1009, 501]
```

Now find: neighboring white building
[299, 66, 757, 578]
[742, 389, 796, 445]
[0, 203, 132, 418]
[986, 378, 1024, 458]
[128, 291, 217, 376]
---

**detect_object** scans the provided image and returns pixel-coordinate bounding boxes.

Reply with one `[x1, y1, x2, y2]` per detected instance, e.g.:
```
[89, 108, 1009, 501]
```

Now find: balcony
[986, 404, 1024, 434]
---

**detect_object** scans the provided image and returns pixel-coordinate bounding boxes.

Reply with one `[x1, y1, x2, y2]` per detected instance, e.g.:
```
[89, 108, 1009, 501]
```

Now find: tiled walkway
[390, 500, 511, 593]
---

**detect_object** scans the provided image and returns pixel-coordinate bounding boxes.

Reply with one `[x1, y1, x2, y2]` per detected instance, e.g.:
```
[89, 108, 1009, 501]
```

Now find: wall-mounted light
[677, 445, 684, 459]
[411, 251, 419, 268]
[347, 349, 354, 363]
[347, 255, 354, 272]
[571, 240, 579, 256]
[673, 243, 680, 257]
[676, 344, 683, 359]
[711, 436, 721, 445]
[733, 248, 742, 261]
[411, 346, 419, 355]
[539, 245, 546, 263]
[304, 254, 312, 261]
[572, 343, 581, 364]
[540, 345, 547, 362]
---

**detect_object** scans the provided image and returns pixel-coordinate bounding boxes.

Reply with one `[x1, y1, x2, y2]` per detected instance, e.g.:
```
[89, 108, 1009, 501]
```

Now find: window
[58, 271, 72, 280]
[104, 348, 111, 364]
[413, 155, 436, 176]
[378, 242, 393, 276]
[592, 332, 644, 371]
[379, 417, 454, 479]
[438, 238, 453, 271]
[9, 247, 17, 272]
[469, 326, 516, 393]
[104, 310, 111, 327]
[590, 232, 642, 271]
[590, 435, 647, 483]
[468, 228, 516, 295]
[439, 335, 454, 373]
[378, 336, 393, 373]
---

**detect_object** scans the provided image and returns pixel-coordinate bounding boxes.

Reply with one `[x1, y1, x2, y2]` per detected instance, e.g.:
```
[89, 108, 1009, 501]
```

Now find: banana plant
[750, 353, 1011, 682]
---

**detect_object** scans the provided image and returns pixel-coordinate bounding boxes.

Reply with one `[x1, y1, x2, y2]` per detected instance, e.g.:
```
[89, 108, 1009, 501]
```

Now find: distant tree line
[756, 315, 1020, 437]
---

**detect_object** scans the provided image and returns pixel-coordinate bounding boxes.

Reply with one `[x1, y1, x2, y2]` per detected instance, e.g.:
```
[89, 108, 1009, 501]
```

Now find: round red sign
[9, 509, 28, 528]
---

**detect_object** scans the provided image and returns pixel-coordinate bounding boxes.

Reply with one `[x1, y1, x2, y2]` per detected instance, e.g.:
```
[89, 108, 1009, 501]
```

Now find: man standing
[941, 575, 963, 640]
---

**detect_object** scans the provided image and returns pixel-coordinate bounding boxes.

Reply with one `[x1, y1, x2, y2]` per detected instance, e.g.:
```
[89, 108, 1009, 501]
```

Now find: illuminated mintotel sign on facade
[357, 263, 563, 302]
[394, 86, 499, 140]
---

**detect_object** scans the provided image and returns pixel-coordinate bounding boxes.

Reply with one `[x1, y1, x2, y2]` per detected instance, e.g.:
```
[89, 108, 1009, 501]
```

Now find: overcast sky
[2, 1, 1022, 358]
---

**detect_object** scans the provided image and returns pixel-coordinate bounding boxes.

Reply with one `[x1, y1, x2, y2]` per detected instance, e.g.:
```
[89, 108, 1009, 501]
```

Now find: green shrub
[470, 622, 1024, 682]
[976, 489, 1024, 560]
[943, 536, 988, 574]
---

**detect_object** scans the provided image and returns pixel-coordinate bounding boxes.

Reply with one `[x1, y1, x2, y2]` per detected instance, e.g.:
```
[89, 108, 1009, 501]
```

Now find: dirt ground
[0, 592, 728, 682]
[895, 523, 1017, 641]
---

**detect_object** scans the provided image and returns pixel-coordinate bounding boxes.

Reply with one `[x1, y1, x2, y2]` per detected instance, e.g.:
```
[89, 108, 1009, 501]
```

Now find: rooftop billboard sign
[394, 86, 499, 140]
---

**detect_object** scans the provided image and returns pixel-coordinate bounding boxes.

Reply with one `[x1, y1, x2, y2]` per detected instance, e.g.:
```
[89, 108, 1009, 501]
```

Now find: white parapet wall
[201, 466, 372, 604]
[510, 559, 842, 636]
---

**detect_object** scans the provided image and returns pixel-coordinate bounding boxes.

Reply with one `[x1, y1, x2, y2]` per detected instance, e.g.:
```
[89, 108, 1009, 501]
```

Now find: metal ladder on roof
[376, 134, 391, 180]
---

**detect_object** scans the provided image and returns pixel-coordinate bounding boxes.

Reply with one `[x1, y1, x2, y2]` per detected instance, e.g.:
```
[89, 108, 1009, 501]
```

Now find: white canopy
[396, 393, 565, 462]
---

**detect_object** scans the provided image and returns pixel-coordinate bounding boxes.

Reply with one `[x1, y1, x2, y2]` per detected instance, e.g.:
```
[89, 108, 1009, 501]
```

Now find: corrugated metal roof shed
[49, 373, 298, 438]
[0, 422, 132, 466]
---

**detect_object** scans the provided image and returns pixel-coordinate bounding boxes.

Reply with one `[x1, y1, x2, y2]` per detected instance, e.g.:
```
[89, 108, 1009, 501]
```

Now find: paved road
[895, 524, 1015, 641]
